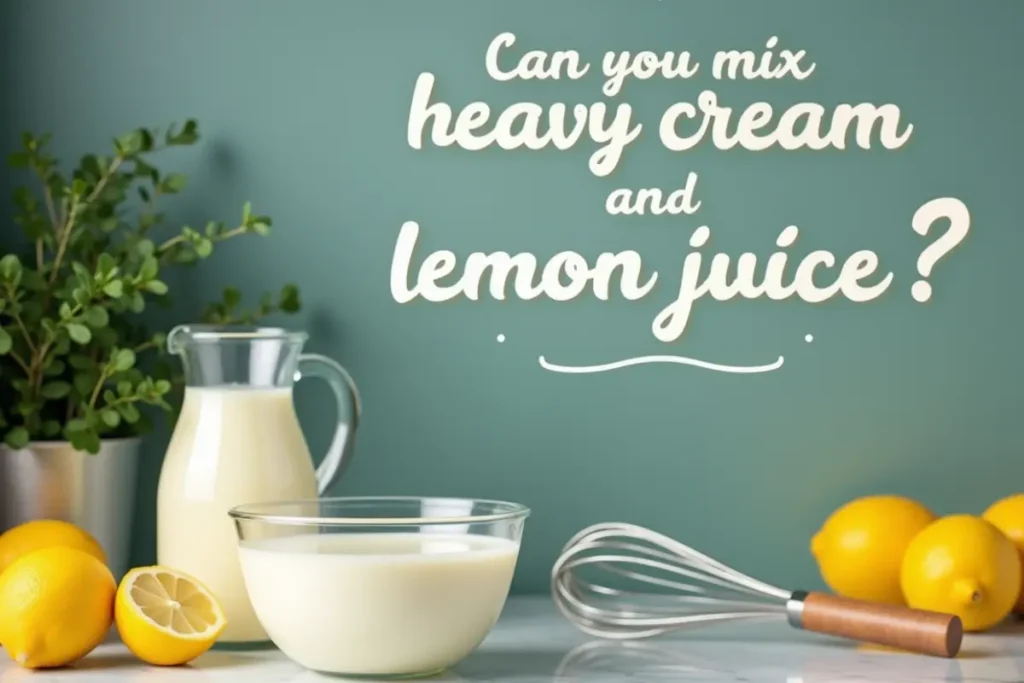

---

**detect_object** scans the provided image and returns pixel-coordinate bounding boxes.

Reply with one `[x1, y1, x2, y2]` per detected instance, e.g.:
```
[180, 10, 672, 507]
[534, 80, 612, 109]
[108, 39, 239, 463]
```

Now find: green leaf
[222, 287, 241, 309]
[173, 250, 198, 265]
[7, 151, 30, 168]
[67, 323, 92, 344]
[136, 239, 155, 257]
[52, 335, 71, 356]
[41, 381, 71, 399]
[115, 130, 144, 156]
[139, 256, 159, 280]
[83, 306, 109, 328]
[195, 238, 213, 258]
[143, 280, 168, 295]
[117, 381, 132, 397]
[80, 154, 102, 179]
[59, 302, 73, 319]
[42, 420, 62, 437]
[0, 328, 11, 355]
[43, 359, 66, 376]
[129, 292, 145, 313]
[100, 184, 123, 203]
[72, 287, 91, 306]
[23, 414, 41, 436]
[117, 403, 140, 424]
[114, 348, 136, 372]
[13, 185, 37, 211]
[3, 426, 29, 450]
[0, 254, 22, 282]
[68, 354, 94, 370]
[100, 409, 120, 428]
[167, 119, 199, 145]
[73, 372, 96, 397]
[65, 418, 90, 433]
[279, 283, 301, 313]
[72, 429, 102, 455]
[41, 318, 59, 340]
[20, 270, 46, 292]
[96, 253, 116, 277]
[103, 280, 124, 298]
[94, 326, 118, 346]
[20, 216, 50, 241]
[250, 220, 271, 236]
[133, 157, 157, 181]
[14, 400, 36, 417]
[154, 379, 172, 395]
[160, 173, 187, 193]
[71, 263, 92, 287]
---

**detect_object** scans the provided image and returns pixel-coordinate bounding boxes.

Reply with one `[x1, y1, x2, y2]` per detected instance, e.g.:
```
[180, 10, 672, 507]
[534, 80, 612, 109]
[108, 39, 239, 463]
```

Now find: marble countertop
[4, 596, 1024, 682]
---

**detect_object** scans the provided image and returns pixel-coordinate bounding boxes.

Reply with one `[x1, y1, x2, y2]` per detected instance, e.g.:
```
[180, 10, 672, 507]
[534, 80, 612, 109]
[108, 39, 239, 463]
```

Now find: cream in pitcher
[156, 326, 360, 645]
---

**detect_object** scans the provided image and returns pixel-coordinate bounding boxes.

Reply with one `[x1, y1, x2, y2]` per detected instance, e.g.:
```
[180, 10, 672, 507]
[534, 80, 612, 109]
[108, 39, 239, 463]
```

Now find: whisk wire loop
[561, 522, 791, 598]
[552, 522, 794, 640]
[552, 521, 964, 660]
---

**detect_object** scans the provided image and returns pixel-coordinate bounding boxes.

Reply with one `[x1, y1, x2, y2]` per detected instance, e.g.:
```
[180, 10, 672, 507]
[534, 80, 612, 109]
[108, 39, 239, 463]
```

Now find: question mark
[910, 197, 971, 303]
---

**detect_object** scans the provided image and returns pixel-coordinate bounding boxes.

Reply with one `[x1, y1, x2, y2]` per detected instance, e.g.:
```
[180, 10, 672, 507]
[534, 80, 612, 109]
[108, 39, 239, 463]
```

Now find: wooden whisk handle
[787, 591, 963, 658]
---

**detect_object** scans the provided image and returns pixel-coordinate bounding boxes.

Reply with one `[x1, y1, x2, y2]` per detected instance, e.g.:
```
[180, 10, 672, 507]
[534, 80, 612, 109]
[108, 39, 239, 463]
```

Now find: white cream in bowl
[237, 532, 519, 676]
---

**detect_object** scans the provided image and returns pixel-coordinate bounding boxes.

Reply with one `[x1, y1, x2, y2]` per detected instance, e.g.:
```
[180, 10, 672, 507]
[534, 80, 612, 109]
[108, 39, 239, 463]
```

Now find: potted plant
[0, 121, 300, 578]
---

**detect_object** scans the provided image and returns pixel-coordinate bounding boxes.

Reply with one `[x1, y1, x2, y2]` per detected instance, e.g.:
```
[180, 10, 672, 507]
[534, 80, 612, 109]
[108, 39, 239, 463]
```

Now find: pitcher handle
[295, 354, 362, 495]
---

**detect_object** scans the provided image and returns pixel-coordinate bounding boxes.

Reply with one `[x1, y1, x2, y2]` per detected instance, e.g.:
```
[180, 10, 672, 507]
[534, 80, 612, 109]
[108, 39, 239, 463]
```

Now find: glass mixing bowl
[228, 496, 530, 678]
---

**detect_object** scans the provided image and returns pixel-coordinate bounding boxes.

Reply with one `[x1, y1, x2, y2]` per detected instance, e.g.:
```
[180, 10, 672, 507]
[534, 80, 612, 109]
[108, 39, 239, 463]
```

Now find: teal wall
[2, 0, 1023, 594]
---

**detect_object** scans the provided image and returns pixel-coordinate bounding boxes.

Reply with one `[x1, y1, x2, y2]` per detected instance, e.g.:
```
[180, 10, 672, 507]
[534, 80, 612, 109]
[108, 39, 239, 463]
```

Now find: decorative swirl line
[538, 354, 785, 375]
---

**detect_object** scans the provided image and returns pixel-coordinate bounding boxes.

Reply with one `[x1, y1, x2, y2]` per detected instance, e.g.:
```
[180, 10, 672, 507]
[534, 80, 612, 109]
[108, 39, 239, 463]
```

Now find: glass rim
[227, 496, 531, 527]
[172, 325, 308, 343]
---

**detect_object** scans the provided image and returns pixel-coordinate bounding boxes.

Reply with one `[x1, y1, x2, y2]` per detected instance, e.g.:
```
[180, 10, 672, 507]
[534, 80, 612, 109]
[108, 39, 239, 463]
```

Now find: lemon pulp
[115, 566, 226, 666]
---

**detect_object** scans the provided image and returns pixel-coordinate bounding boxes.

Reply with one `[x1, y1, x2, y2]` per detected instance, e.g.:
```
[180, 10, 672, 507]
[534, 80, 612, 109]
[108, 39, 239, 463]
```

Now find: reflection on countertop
[3, 596, 1024, 682]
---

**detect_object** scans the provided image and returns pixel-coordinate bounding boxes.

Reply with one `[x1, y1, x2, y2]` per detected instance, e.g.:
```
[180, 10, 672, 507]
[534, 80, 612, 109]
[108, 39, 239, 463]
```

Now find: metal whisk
[551, 522, 963, 658]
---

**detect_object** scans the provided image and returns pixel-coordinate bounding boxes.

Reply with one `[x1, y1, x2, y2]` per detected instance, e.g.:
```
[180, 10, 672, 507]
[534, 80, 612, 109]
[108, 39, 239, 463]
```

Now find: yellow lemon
[0, 546, 116, 668]
[982, 494, 1024, 612]
[901, 514, 1021, 632]
[0, 519, 107, 577]
[115, 566, 227, 666]
[811, 495, 936, 604]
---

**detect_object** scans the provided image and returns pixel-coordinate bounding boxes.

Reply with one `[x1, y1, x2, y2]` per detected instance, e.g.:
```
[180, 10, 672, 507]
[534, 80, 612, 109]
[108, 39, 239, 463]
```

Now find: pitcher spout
[167, 325, 308, 353]
[166, 324, 192, 356]
[167, 325, 310, 389]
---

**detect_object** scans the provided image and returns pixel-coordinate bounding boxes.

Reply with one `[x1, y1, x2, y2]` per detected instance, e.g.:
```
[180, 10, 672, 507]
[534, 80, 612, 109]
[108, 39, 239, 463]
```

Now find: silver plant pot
[0, 438, 140, 582]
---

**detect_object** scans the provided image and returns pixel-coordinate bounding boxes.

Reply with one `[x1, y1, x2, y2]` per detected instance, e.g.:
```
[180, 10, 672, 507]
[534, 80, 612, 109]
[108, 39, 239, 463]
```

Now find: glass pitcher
[156, 325, 361, 646]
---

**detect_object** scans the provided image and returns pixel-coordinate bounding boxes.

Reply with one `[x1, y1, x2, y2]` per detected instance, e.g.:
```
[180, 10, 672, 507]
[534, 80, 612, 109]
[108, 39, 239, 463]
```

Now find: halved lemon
[115, 566, 227, 666]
